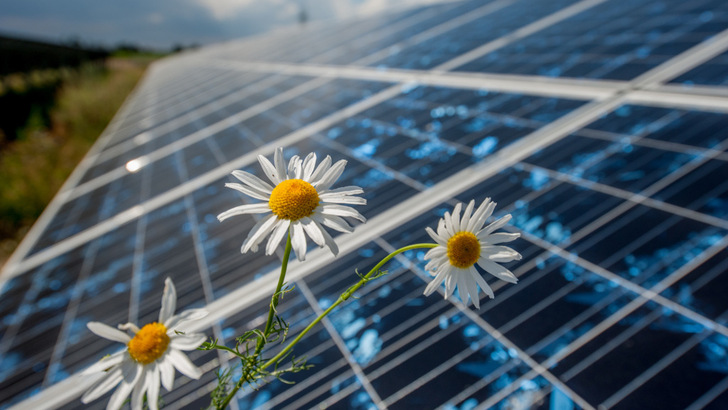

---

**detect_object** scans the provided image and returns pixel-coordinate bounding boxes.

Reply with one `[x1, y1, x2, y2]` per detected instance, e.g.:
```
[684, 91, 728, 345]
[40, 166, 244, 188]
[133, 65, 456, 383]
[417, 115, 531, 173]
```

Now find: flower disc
[268, 179, 320, 221]
[447, 231, 481, 268]
[127, 322, 170, 364]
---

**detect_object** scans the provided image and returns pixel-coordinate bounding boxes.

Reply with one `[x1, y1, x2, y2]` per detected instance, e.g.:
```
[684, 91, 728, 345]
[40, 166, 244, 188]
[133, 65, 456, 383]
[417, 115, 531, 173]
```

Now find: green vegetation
[0, 56, 155, 265]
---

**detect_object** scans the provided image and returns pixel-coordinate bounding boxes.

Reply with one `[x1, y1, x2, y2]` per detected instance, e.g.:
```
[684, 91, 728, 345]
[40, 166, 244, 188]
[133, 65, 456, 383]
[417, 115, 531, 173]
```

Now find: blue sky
[0, 0, 437, 49]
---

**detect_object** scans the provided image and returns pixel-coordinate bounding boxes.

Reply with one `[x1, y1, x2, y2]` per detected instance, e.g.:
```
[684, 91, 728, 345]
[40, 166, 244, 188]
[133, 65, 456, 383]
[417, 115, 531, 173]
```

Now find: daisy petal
[314, 159, 347, 191]
[170, 333, 207, 351]
[232, 170, 274, 192]
[217, 203, 271, 221]
[445, 271, 457, 299]
[131, 367, 147, 410]
[318, 185, 363, 196]
[464, 270, 480, 309]
[241, 214, 278, 253]
[106, 360, 140, 410]
[469, 198, 495, 232]
[473, 270, 495, 299]
[87, 322, 131, 343]
[425, 227, 447, 246]
[288, 154, 301, 179]
[316, 220, 339, 256]
[81, 366, 123, 403]
[159, 357, 175, 391]
[82, 350, 126, 375]
[321, 204, 366, 222]
[483, 232, 520, 244]
[318, 193, 366, 205]
[265, 219, 289, 255]
[457, 273, 469, 306]
[224, 182, 270, 201]
[300, 217, 326, 247]
[168, 349, 203, 379]
[482, 245, 522, 262]
[147, 363, 161, 410]
[424, 266, 449, 296]
[302, 152, 317, 180]
[165, 308, 208, 331]
[291, 222, 307, 261]
[257, 152, 280, 185]
[443, 211, 455, 236]
[317, 214, 353, 233]
[460, 200, 475, 235]
[478, 214, 513, 237]
[273, 147, 288, 181]
[477, 259, 518, 283]
[309, 155, 332, 183]
[159, 278, 177, 324]
[451, 203, 463, 233]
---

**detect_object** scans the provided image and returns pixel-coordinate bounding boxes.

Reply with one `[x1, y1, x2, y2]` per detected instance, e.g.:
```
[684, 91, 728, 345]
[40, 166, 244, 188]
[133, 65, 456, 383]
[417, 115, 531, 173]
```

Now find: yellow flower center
[447, 231, 481, 268]
[127, 323, 170, 364]
[268, 179, 319, 221]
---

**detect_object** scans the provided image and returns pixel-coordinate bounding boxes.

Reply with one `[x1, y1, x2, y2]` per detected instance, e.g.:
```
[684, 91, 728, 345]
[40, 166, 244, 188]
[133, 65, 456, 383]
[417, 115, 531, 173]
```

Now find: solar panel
[2, 0, 728, 408]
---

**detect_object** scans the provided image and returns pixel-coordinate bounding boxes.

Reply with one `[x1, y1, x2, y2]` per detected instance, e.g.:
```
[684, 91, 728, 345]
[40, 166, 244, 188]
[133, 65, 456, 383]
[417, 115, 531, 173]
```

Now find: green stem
[218, 233, 293, 410]
[259, 243, 436, 373]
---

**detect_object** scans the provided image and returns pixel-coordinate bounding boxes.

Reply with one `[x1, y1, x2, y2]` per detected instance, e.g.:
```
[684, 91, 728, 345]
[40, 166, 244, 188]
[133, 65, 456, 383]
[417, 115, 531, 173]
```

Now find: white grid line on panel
[517, 162, 728, 231]
[436, 0, 608, 72]
[601, 332, 709, 408]
[296, 281, 386, 409]
[687, 375, 728, 410]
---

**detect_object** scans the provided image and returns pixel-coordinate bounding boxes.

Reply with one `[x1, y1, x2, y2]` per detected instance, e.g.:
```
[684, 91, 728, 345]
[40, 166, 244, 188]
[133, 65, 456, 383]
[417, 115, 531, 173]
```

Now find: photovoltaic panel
[2, 0, 728, 408]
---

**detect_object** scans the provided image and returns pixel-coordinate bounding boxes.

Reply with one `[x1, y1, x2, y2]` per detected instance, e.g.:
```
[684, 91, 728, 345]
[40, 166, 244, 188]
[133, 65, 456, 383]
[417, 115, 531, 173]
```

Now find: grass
[0, 56, 154, 266]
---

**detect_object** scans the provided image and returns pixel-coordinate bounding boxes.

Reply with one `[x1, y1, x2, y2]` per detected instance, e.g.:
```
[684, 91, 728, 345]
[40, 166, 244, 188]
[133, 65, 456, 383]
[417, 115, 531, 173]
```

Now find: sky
[0, 0, 441, 50]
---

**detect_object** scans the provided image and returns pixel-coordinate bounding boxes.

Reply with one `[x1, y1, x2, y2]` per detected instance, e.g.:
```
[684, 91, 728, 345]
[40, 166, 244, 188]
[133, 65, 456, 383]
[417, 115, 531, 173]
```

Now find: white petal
[424, 267, 449, 296]
[273, 147, 288, 181]
[425, 227, 447, 246]
[257, 152, 280, 185]
[217, 203, 271, 221]
[316, 219, 339, 256]
[82, 350, 126, 375]
[443, 211, 455, 237]
[316, 213, 353, 233]
[482, 245, 522, 262]
[232, 170, 274, 193]
[147, 363, 161, 410]
[457, 273, 469, 306]
[224, 182, 270, 201]
[168, 349, 203, 379]
[288, 154, 301, 179]
[314, 159, 347, 191]
[131, 367, 147, 410]
[290, 222, 307, 261]
[165, 308, 208, 331]
[170, 333, 207, 351]
[319, 193, 366, 205]
[473, 270, 495, 299]
[88, 322, 131, 343]
[483, 232, 520, 244]
[478, 214, 513, 237]
[464, 270, 480, 309]
[309, 155, 332, 183]
[81, 365, 123, 403]
[241, 214, 278, 253]
[437, 218, 449, 239]
[469, 198, 495, 232]
[321, 204, 366, 222]
[159, 356, 175, 391]
[159, 278, 177, 325]
[265, 219, 290, 255]
[451, 203, 463, 233]
[302, 152, 317, 181]
[460, 200, 476, 235]
[318, 185, 363, 196]
[477, 259, 518, 283]
[444, 270, 457, 299]
[106, 360, 140, 410]
[300, 217, 326, 247]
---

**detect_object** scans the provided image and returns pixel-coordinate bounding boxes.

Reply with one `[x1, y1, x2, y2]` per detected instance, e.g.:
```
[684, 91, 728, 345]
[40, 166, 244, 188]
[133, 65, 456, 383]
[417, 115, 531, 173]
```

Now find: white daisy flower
[218, 147, 366, 261]
[423, 198, 522, 308]
[81, 278, 208, 410]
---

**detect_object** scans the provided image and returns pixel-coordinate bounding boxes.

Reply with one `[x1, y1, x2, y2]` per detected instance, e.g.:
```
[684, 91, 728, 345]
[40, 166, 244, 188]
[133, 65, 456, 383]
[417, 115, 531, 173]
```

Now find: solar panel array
[2, 0, 728, 408]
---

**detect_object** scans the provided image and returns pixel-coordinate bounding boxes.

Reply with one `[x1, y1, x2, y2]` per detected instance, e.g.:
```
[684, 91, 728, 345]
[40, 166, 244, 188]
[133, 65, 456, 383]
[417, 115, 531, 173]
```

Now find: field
[0, 56, 154, 266]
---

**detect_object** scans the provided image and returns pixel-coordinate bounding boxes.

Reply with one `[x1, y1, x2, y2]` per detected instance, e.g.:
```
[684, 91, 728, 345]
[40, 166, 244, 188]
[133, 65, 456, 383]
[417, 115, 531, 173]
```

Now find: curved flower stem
[217, 242, 436, 409]
[218, 233, 293, 410]
[259, 243, 436, 376]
